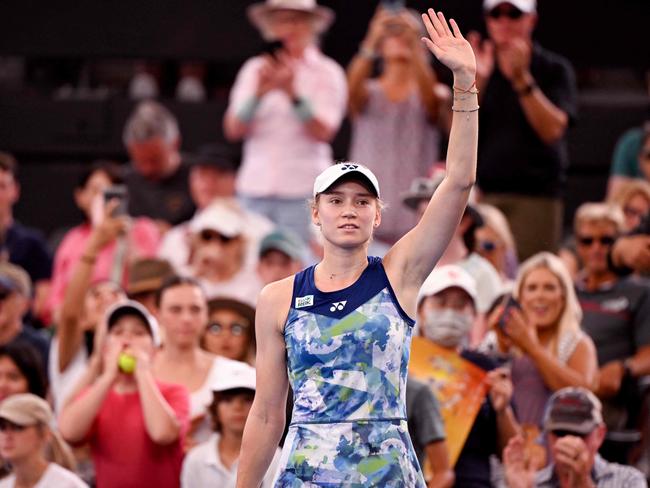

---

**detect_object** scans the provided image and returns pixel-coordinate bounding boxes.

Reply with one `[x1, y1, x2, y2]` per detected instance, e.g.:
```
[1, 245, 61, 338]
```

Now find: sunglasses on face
[576, 235, 616, 247]
[487, 6, 524, 19]
[551, 429, 587, 439]
[199, 229, 235, 245]
[0, 419, 27, 433]
[206, 322, 249, 337]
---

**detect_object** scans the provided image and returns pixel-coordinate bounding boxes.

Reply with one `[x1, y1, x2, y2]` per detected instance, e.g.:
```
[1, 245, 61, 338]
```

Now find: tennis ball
[118, 353, 136, 374]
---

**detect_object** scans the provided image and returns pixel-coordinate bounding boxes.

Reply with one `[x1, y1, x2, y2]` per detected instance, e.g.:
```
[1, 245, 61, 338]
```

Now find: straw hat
[247, 0, 335, 40]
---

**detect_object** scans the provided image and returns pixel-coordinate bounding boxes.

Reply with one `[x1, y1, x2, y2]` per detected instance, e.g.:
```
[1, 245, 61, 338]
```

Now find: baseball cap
[0, 262, 32, 297]
[543, 387, 603, 435]
[105, 300, 162, 347]
[402, 175, 444, 210]
[417, 265, 478, 307]
[484, 0, 536, 13]
[188, 144, 238, 173]
[189, 202, 243, 238]
[313, 162, 380, 198]
[0, 393, 53, 427]
[259, 229, 305, 262]
[211, 362, 256, 393]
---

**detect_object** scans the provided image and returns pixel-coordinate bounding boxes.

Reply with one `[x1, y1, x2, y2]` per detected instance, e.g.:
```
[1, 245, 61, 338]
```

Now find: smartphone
[103, 185, 129, 217]
[498, 295, 521, 332]
[381, 0, 406, 13]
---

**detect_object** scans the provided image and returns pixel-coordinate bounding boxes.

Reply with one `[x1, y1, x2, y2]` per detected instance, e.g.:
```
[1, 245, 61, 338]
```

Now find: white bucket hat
[247, 0, 335, 40]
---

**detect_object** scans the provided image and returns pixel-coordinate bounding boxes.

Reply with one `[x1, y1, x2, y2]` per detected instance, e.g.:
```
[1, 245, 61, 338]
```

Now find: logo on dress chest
[330, 301, 347, 312]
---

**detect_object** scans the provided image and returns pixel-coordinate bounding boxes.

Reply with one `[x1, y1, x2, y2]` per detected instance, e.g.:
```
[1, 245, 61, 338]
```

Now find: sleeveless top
[273, 256, 426, 487]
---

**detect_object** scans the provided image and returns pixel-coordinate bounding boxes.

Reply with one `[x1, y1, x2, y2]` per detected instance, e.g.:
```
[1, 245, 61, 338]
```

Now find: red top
[86, 382, 189, 488]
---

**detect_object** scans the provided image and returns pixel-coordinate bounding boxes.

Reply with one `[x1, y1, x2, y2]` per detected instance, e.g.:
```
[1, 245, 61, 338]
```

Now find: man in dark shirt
[470, 0, 578, 260]
[573, 203, 650, 431]
[0, 263, 49, 368]
[123, 101, 195, 229]
[0, 152, 52, 322]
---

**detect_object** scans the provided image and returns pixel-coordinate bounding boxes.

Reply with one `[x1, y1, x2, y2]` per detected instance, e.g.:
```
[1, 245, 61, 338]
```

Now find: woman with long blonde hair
[497, 252, 598, 428]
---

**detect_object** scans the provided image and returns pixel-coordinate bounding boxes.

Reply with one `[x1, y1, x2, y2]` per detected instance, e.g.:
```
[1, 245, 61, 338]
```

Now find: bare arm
[528, 337, 598, 392]
[426, 441, 455, 488]
[346, 52, 373, 118]
[385, 10, 478, 314]
[134, 365, 182, 445]
[236, 279, 292, 488]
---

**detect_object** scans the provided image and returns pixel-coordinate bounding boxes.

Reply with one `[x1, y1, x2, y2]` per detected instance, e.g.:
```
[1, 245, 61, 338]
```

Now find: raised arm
[236, 279, 292, 488]
[385, 9, 478, 311]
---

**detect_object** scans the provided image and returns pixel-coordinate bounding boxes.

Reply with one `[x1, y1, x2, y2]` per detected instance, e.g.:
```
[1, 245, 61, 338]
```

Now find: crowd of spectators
[0, 0, 648, 486]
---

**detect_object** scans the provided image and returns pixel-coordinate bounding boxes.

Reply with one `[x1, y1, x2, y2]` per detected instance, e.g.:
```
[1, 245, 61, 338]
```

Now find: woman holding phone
[236, 8, 477, 487]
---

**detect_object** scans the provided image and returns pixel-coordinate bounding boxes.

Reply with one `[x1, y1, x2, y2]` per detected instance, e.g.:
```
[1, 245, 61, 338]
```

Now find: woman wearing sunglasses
[236, 8, 478, 487]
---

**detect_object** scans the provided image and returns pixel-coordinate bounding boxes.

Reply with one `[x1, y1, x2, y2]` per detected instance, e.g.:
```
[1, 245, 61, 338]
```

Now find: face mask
[421, 309, 473, 348]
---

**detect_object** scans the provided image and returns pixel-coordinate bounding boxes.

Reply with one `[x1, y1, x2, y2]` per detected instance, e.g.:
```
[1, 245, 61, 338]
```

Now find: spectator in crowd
[49, 209, 128, 411]
[59, 301, 189, 488]
[470, 0, 577, 260]
[607, 179, 650, 233]
[256, 229, 305, 286]
[0, 263, 48, 366]
[607, 121, 650, 199]
[47, 161, 159, 321]
[418, 265, 519, 486]
[0, 394, 85, 488]
[123, 101, 195, 229]
[126, 258, 174, 313]
[187, 202, 262, 304]
[158, 144, 274, 275]
[152, 276, 251, 445]
[403, 174, 503, 322]
[476, 203, 519, 282]
[181, 363, 281, 488]
[495, 253, 598, 434]
[0, 342, 47, 401]
[223, 0, 347, 243]
[203, 298, 256, 365]
[573, 203, 650, 430]
[504, 387, 647, 487]
[347, 7, 450, 243]
[406, 376, 454, 488]
[0, 151, 52, 323]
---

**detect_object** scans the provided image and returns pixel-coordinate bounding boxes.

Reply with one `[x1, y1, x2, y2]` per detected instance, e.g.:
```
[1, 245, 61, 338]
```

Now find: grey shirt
[406, 376, 446, 469]
[535, 454, 647, 487]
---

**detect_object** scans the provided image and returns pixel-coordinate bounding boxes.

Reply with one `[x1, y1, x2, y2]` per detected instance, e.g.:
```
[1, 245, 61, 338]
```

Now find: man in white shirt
[223, 0, 347, 243]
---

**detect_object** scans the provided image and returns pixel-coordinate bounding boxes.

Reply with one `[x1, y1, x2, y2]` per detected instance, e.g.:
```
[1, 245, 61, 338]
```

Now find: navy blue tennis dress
[273, 256, 426, 487]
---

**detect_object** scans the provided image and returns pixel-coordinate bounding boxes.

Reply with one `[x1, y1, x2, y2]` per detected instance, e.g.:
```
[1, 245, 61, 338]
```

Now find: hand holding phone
[498, 295, 521, 333]
[103, 185, 129, 217]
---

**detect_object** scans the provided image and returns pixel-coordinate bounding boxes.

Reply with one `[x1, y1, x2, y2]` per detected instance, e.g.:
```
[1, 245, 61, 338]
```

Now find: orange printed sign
[408, 337, 488, 466]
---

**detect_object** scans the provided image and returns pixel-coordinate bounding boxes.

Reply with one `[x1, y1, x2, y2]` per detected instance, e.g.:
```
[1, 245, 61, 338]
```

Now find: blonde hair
[477, 203, 517, 255]
[573, 202, 625, 234]
[608, 179, 650, 210]
[513, 252, 582, 357]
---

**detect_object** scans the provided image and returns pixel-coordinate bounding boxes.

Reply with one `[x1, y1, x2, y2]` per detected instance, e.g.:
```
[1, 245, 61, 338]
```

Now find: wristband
[236, 96, 261, 123]
[292, 96, 314, 122]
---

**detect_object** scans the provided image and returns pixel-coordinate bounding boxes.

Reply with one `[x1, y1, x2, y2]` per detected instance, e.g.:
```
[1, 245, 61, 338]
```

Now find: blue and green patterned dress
[273, 257, 426, 487]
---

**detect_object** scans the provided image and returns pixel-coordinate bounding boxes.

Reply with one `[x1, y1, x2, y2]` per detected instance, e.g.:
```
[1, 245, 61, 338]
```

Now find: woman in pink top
[46, 162, 160, 322]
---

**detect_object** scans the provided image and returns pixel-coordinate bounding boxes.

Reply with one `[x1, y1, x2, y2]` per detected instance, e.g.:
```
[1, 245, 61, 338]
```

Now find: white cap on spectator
[105, 300, 162, 347]
[211, 363, 256, 392]
[189, 202, 243, 238]
[483, 0, 536, 13]
[417, 265, 478, 307]
[313, 163, 380, 198]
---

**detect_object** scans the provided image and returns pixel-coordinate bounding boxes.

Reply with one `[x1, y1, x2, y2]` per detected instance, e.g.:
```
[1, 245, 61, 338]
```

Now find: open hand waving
[421, 8, 476, 88]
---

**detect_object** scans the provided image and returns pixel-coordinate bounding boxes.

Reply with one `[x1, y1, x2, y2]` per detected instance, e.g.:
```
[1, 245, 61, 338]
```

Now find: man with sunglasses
[503, 387, 646, 487]
[572, 203, 650, 453]
[469, 0, 577, 262]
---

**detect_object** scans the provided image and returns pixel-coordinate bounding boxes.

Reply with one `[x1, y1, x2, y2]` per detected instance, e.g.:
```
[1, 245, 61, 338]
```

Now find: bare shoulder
[257, 275, 295, 335]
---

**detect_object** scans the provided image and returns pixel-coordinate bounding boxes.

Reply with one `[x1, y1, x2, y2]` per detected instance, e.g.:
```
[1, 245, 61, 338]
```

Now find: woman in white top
[0, 394, 85, 488]
[152, 276, 251, 445]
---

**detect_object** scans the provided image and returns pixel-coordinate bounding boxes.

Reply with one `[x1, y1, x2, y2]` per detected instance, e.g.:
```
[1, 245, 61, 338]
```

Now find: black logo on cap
[341, 164, 358, 171]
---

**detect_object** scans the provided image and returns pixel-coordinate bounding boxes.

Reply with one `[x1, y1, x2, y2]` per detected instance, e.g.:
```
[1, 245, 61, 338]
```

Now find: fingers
[436, 10, 453, 37]
[421, 12, 442, 44]
[449, 18, 464, 39]
[420, 37, 440, 56]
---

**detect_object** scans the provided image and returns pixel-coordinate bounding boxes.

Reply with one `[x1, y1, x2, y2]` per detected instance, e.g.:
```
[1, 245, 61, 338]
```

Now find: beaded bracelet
[451, 105, 479, 120]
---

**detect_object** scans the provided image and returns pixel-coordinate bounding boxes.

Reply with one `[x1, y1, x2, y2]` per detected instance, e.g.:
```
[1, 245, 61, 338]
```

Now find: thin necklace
[319, 260, 368, 280]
